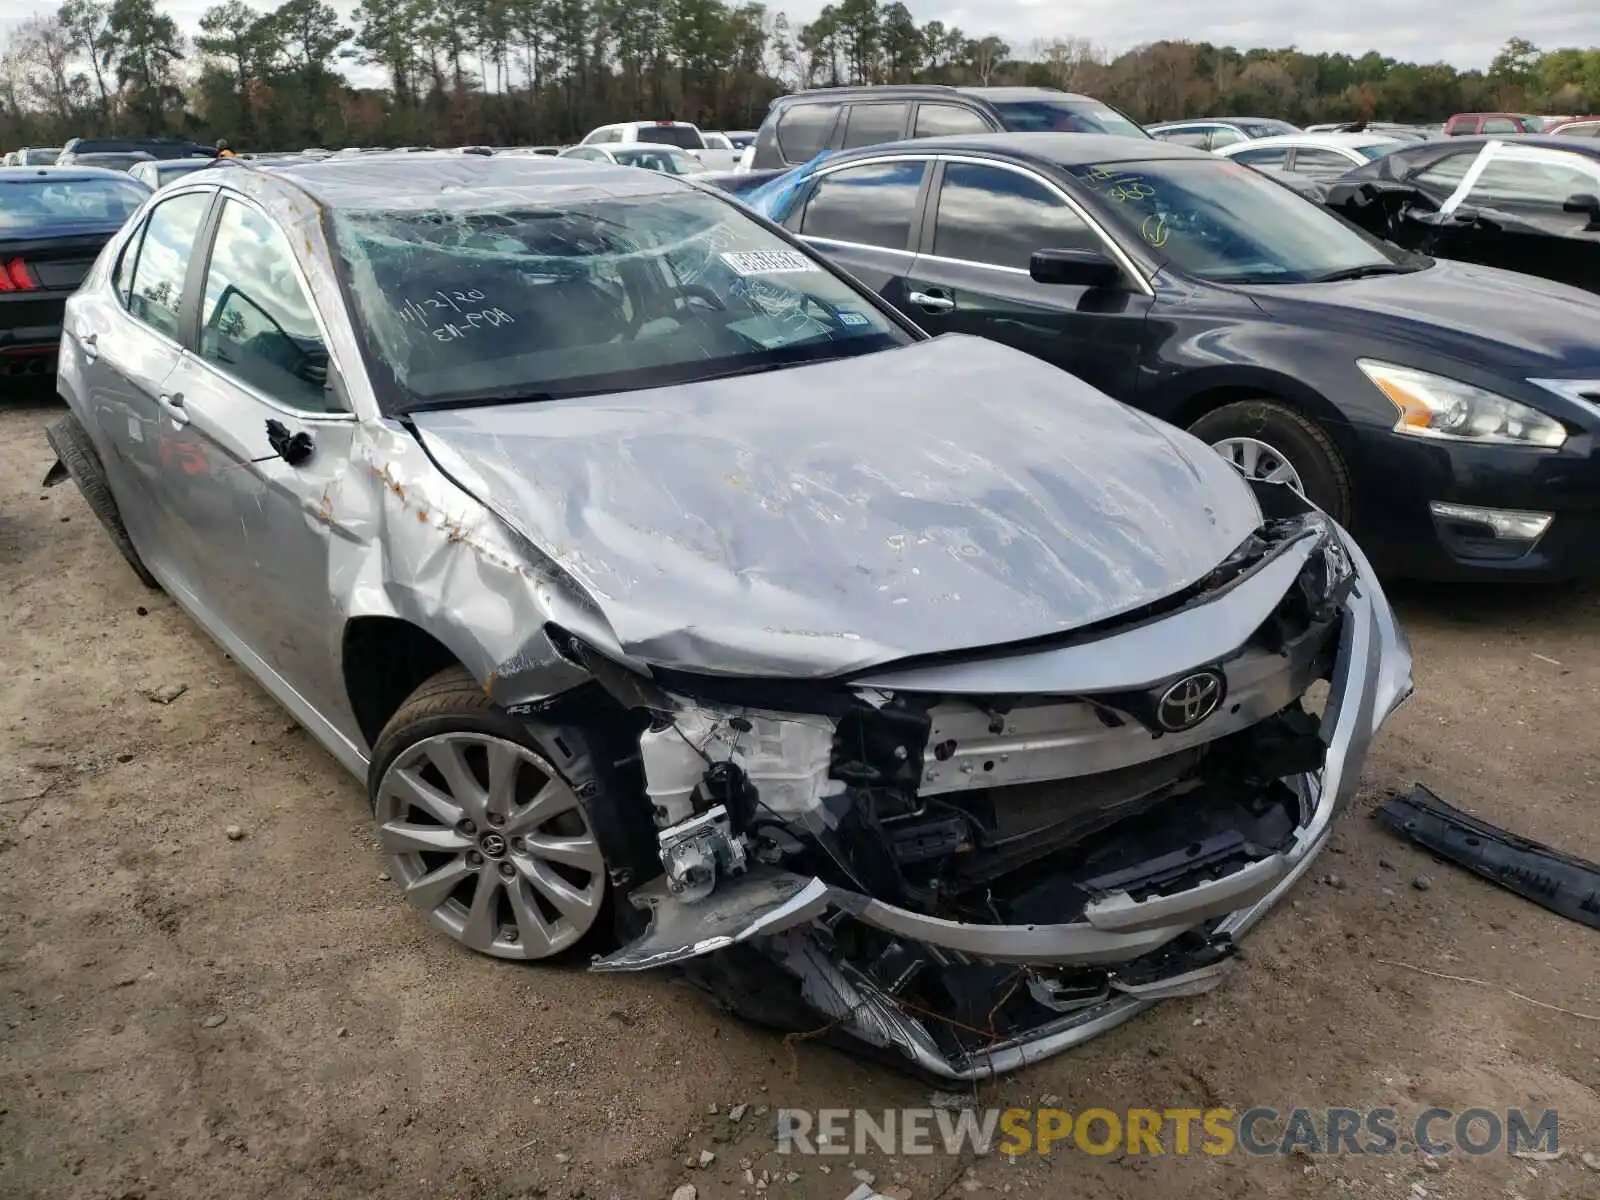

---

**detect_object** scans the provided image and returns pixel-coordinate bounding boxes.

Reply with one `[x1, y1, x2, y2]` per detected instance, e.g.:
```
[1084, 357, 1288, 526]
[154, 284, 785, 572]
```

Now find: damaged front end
[586, 484, 1412, 1079]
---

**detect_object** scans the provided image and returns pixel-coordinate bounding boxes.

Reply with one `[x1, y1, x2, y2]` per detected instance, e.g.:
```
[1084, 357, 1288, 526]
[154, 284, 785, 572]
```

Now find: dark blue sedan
[736, 134, 1600, 582]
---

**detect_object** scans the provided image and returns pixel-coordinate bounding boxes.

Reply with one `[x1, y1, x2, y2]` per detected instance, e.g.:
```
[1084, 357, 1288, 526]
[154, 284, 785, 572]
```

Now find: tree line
[2, 0, 1598, 152]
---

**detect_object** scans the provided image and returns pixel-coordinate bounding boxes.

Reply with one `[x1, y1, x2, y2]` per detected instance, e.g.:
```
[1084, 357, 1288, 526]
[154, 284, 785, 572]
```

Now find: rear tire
[45, 414, 159, 589]
[367, 665, 615, 961]
[1188, 400, 1352, 525]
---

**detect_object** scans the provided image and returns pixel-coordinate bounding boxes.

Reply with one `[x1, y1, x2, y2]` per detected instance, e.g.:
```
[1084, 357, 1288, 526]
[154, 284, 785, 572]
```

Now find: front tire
[367, 666, 612, 960]
[1188, 400, 1352, 525]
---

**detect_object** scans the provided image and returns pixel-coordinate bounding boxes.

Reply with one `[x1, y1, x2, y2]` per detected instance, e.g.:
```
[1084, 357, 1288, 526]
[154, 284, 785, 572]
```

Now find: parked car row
[730, 132, 1600, 584]
[33, 150, 1414, 1082]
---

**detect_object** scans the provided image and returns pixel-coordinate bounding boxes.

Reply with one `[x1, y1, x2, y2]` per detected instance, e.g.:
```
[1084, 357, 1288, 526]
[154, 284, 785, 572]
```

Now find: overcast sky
[4, 0, 1594, 72]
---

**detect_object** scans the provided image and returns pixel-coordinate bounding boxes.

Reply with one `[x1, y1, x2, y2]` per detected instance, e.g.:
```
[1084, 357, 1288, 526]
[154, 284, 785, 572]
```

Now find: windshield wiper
[1304, 262, 1424, 283]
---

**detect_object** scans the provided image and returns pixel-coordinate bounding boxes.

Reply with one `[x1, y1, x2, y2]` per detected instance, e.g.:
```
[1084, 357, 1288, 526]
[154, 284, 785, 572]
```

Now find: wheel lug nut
[458, 819, 477, 835]
[487, 813, 506, 827]
[510, 837, 525, 853]
[498, 862, 516, 879]
[466, 850, 483, 866]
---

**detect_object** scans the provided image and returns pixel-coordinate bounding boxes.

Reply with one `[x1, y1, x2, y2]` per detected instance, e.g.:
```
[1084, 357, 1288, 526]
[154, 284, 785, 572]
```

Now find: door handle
[909, 290, 955, 313]
[157, 392, 188, 425]
[80, 332, 98, 362]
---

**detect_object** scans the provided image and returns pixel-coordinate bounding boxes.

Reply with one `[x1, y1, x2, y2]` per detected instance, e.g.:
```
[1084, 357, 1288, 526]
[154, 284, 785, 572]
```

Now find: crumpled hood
[411, 335, 1261, 678]
[1242, 258, 1600, 373]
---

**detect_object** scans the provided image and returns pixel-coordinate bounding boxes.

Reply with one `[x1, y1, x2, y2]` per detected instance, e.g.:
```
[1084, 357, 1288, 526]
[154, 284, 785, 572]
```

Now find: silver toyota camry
[46, 153, 1412, 1079]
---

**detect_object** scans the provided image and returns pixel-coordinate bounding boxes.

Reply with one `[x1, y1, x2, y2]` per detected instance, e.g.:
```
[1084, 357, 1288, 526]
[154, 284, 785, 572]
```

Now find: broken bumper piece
[593, 518, 1412, 1080]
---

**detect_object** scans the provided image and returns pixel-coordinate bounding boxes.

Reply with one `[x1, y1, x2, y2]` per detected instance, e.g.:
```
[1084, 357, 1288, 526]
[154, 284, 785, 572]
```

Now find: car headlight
[1357, 361, 1567, 448]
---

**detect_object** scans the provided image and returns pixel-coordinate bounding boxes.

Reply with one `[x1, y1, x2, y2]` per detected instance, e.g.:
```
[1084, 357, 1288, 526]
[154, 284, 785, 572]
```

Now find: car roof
[1221, 132, 1398, 150]
[1410, 133, 1600, 155]
[0, 165, 144, 182]
[825, 131, 1209, 166]
[780, 84, 1090, 104]
[243, 151, 692, 212]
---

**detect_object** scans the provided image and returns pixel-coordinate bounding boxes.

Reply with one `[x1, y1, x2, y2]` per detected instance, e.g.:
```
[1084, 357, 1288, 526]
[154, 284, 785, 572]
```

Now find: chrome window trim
[196, 188, 357, 422]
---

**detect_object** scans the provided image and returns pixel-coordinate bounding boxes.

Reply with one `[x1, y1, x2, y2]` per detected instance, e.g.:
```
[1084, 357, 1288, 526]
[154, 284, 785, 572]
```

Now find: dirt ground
[2, 385, 1598, 1200]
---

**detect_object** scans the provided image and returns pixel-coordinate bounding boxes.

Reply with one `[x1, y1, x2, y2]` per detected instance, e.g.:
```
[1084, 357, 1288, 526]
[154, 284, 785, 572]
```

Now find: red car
[1442, 112, 1542, 135]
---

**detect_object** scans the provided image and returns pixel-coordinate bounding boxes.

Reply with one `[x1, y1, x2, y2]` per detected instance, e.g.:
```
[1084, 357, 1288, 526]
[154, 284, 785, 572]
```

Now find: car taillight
[0, 258, 38, 292]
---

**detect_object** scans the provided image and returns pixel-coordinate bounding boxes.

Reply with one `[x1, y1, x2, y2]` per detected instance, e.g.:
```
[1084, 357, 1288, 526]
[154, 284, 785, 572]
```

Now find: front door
[902, 159, 1151, 398]
[156, 193, 355, 717]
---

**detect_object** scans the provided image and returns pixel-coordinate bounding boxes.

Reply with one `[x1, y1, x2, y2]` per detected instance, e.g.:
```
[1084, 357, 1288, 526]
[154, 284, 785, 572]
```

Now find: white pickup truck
[576, 120, 741, 172]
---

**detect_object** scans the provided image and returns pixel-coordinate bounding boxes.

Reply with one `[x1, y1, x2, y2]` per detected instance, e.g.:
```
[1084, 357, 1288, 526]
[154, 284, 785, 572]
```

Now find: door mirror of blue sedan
[1030, 248, 1124, 289]
[1562, 192, 1600, 229]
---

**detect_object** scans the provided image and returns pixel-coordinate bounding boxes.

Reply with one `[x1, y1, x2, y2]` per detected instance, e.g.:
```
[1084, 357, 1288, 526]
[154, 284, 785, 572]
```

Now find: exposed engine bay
[579, 487, 1412, 1079]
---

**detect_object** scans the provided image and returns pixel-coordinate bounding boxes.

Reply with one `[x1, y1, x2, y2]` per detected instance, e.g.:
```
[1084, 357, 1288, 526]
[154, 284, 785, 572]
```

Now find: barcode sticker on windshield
[720, 250, 818, 275]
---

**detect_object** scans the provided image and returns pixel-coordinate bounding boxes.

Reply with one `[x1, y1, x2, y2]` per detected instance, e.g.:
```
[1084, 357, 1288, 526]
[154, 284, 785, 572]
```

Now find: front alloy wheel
[1211, 436, 1307, 492]
[373, 731, 607, 959]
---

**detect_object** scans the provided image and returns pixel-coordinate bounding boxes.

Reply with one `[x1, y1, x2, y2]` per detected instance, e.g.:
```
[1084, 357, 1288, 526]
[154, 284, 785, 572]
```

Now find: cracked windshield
[333, 188, 908, 411]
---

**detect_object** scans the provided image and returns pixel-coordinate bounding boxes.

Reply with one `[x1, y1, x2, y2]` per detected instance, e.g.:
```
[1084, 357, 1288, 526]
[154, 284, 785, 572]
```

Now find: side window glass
[914, 104, 992, 138]
[932, 162, 1095, 270]
[1467, 153, 1600, 208]
[1209, 128, 1245, 148]
[799, 160, 925, 249]
[125, 191, 211, 340]
[1482, 118, 1517, 134]
[1232, 146, 1289, 167]
[199, 199, 335, 411]
[1293, 148, 1356, 178]
[777, 103, 840, 164]
[1412, 153, 1475, 192]
[842, 103, 910, 150]
[1165, 129, 1212, 149]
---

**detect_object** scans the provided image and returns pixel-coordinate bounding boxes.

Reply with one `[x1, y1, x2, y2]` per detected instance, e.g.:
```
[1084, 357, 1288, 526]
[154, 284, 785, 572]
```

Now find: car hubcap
[373, 732, 606, 959]
[1211, 436, 1306, 493]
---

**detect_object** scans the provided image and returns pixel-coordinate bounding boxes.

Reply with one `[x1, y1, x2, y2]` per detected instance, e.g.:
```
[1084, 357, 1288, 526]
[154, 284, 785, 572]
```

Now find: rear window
[333, 186, 908, 412]
[635, 124, 704, 150]
[22, 148, 61, 165]
[994, 100, 1149, 138]
[0, 176, 149, 232]
[777, 102, 841, 163]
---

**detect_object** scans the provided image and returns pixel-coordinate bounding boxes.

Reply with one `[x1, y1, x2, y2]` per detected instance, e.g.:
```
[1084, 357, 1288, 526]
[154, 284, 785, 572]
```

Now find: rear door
[79, 187, 216, 583]
[157, 192, 355, 713]
[784, 156, 931, 309]
[900, 157, 1152, 397]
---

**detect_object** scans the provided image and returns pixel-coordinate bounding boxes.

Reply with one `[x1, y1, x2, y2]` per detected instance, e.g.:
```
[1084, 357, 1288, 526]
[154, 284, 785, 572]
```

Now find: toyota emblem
[1156, 670, 1225, 732]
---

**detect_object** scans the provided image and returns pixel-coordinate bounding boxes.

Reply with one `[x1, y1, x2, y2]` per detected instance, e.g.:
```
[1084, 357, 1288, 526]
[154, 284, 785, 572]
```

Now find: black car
[747, 85, 1149, 172]
[0, 166, 151, 378]
[58, 136, 218, 162]
[1319, 135, 1600, 295]
[748, 133, 1600, 581]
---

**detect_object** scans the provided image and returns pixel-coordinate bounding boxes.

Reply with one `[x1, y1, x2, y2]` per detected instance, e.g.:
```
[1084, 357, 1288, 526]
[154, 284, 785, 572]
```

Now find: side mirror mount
[1562, 192, 1600, 229]
[1030, 247, 1123, 288]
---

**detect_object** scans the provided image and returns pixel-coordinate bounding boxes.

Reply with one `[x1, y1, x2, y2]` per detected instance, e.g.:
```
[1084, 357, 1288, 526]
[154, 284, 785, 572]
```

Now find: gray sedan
[46, 152, 1411, 1079]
